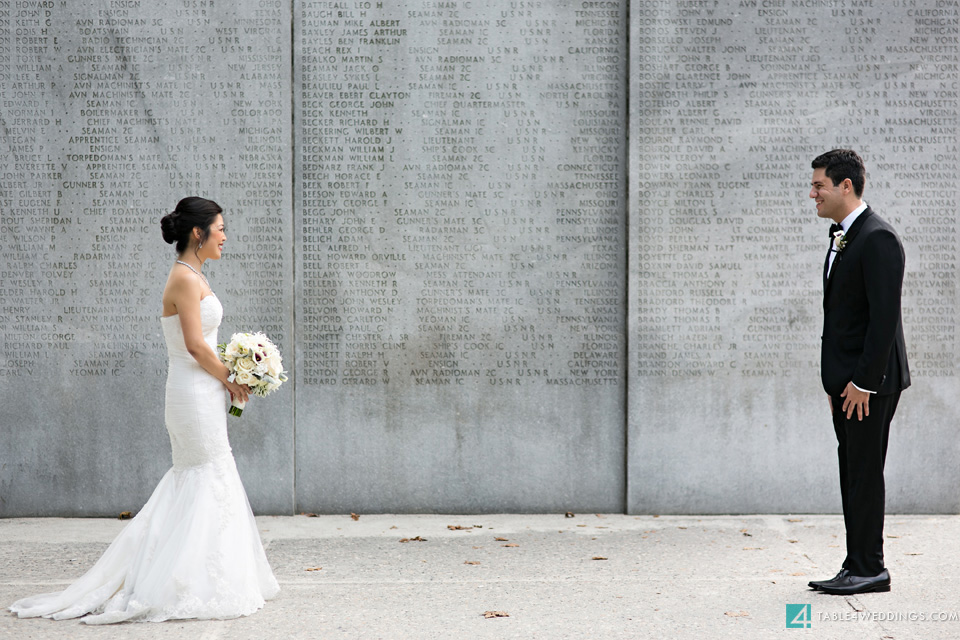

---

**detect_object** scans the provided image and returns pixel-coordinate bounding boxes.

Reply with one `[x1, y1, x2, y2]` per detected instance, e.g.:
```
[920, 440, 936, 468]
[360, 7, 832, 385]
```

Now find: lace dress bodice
[160, 294, 223, 363]
[160, 295, 232, 468]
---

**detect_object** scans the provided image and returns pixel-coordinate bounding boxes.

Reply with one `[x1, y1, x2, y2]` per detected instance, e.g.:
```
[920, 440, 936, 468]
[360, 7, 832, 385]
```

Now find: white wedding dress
[9, 294, 279, 624]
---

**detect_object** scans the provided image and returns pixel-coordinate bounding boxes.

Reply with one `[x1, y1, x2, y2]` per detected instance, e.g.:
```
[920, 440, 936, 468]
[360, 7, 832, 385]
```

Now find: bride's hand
[225, 378, 251, 404]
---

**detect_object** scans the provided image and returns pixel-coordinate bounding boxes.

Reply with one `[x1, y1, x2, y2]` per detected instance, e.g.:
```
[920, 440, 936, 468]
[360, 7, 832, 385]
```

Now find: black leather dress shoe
[808, 569, 849, 590]
[819, 569, 891, 595]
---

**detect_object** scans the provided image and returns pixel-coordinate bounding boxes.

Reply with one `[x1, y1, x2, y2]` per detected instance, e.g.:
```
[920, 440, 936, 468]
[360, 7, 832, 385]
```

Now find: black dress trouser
[830, 390, 900, 577]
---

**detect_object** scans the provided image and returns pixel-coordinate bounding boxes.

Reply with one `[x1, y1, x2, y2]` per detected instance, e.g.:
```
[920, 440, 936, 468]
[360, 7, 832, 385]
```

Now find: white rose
[235, 370, 257, 385]
[262, 366, 278, 379]
[224, 341, 242, 359]
[235, 357, 256, 373]
[265, 352, 283, 370]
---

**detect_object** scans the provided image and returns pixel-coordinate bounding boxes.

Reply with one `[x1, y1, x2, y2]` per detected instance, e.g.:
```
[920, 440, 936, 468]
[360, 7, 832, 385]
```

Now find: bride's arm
[167, 273, 249, 403]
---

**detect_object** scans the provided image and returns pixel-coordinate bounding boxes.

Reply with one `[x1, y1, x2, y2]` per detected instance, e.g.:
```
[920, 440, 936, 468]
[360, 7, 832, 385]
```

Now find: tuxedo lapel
[824, 207, 874, 295]
[840, 207, 872, 247]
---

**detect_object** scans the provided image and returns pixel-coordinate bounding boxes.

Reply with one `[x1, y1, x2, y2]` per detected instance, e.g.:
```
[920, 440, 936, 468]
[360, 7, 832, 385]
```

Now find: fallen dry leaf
[305, 567, 322, 571]
[390, 525, 398, 530]
[464, 561, 481, 565]
[565, 512, 575, 518]
[503, 543, 520, 548]
[788, 539, 798, 544]
[495, 537, 509, 542]
[743, 547, 764, 550]
[592, 556, 608, 561]
[399, 536, 427, 543]
[788, 518, 803, 522]
[790, 572, 806, 576]
[742, 532, 752, 537]
[448, 525, 472, 531]
[725, 610, 749, 617]
[350, 513, 360, 521]
[301, 512, 319, 517]
[118, 511, 132, 520]
[483, 611, 509, 619]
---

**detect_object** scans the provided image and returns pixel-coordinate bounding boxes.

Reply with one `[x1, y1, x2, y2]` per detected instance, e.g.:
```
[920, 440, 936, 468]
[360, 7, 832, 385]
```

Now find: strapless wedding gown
[9, 294, 279, 624]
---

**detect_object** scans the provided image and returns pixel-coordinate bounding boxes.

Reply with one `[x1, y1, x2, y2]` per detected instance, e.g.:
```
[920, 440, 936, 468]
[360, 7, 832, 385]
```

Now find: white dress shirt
[827, 202, 867, 277]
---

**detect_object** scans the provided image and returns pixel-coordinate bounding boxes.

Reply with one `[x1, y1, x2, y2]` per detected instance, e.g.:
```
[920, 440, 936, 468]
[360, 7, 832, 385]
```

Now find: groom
[806, 149, 910, 595]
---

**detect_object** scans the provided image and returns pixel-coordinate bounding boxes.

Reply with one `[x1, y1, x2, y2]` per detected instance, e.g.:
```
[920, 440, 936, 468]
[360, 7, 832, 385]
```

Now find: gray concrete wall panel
[0, 0, 294, 516]
[628, 0, 960, 514]
[293, 0, 629, 513]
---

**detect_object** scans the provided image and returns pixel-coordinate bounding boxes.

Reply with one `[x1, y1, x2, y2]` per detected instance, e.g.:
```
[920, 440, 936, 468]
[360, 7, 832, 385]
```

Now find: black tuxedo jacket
[821, 207, 911, 397]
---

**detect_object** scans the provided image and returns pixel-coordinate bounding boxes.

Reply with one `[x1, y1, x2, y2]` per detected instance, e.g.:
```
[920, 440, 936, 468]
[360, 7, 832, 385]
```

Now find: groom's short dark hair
[812, 149, 866, 198]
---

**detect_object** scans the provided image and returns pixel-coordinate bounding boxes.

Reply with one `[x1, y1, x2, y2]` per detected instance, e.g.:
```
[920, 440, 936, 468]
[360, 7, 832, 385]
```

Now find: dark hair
[160, 197, 223, 254]
[811, 149, 865, 198]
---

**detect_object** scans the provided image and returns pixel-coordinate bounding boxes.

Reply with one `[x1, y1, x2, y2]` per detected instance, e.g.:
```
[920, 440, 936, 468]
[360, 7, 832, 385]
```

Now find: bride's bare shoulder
[162, 264, 203, 310]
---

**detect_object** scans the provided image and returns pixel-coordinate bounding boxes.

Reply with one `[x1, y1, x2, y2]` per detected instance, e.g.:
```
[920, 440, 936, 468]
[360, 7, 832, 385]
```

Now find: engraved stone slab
[7, 0, 959, 517]
[628, 0, 960, 513]
[0, 0, 294, 516]
[293, 0, 628, 512]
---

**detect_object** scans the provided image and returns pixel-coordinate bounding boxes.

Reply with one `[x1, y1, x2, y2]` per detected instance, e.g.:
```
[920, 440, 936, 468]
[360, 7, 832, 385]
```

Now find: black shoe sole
[821, 584, 890, 595]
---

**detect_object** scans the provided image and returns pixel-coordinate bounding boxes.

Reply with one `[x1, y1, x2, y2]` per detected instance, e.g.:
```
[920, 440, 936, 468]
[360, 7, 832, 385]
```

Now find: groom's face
[810, 168, 849, 223]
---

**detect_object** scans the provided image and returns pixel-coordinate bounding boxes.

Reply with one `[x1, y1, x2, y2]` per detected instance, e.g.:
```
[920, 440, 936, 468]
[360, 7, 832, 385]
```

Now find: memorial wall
[2, 0, 958, 516]
[629, 0, 960, 513]
[0, 0, 295, 515]
[293, 0, 628, 512]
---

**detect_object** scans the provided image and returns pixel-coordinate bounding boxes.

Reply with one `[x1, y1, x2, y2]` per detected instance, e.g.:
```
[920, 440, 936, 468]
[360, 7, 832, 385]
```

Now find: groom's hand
[840, 382, 870, 421]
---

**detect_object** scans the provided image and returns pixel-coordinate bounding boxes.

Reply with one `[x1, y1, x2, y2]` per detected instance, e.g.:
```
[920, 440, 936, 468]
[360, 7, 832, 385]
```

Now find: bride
[9, 197, 279, 624]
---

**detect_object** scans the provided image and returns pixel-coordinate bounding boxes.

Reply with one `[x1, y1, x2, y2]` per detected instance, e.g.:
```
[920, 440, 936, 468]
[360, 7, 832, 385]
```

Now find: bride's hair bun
[160, 197, 223, 253]
[160, 211, 180, 244]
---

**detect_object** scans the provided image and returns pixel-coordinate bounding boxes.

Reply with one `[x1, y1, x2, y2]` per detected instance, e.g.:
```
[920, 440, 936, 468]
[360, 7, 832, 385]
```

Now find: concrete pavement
[2, 514, 959, 639]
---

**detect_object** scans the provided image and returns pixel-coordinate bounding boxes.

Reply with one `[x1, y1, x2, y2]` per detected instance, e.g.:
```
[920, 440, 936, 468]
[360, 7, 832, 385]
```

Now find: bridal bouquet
[217, 332, 288, 416]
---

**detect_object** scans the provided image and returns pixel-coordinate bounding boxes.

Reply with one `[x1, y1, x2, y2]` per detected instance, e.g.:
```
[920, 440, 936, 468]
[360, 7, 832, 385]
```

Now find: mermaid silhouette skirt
[9, 296, 279, 624]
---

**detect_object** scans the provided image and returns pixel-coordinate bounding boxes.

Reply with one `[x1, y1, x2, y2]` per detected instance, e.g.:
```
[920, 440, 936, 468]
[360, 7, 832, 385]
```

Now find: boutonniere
[833, 229, 848, 253]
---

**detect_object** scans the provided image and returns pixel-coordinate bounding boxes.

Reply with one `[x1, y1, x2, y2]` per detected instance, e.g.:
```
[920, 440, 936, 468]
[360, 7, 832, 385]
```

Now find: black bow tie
[829, 223, 843, 236]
